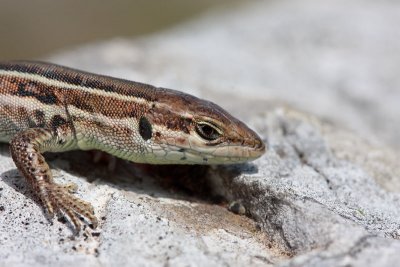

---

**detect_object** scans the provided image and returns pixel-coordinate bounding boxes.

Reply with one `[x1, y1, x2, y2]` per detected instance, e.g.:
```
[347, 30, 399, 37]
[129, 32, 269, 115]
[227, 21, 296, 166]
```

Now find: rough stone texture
[1, 0, 400, 266]
[211, 109, 400, 266]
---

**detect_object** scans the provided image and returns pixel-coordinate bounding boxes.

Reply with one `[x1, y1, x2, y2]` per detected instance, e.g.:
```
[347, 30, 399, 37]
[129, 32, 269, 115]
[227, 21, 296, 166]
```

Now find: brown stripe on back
[0, 61, 161, 101]
[0, 73, 149, 119]
[0, 74, 61, 105]
[62, 88, 148, 118]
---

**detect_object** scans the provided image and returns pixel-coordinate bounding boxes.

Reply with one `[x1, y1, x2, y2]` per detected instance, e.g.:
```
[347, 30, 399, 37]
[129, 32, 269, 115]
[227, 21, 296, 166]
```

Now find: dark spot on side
[139, 116, 152, 141]
[166, 121, 175, 130]
[178, 148, 185, 152]
[155, 132, 161, 138]
[17, 82, 58, 105]
[50, 115, 67, 133]
[27, 118, 37, 128]
[34, 110, 46, 128]
[180, 157, 187, 160]
[203, 158, 208, 162]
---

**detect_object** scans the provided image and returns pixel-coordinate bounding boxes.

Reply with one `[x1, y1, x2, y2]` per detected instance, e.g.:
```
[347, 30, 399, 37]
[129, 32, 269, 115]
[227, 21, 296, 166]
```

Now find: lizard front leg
[9, 127, 98, 232]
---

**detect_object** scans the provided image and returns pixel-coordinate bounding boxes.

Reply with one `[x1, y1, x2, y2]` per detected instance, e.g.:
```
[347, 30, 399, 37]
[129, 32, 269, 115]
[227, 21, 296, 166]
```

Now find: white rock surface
[1, 0, 400, 266]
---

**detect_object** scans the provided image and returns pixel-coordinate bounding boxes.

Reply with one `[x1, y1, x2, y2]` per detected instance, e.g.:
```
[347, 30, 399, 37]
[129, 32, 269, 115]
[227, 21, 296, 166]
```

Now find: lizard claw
[43, 183, 98, 231]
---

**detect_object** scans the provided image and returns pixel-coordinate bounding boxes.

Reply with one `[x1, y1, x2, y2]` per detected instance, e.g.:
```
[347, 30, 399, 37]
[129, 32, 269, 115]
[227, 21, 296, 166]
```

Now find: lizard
[0, 61, 266, 232]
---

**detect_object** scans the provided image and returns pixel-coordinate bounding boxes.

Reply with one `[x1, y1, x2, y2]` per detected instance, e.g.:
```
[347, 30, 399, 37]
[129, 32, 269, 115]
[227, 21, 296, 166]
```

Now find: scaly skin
[0, 61, 266, 231]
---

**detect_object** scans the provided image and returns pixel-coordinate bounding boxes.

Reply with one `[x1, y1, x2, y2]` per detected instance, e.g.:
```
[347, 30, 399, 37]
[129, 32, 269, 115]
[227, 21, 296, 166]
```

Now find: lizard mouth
[148, 143, 266, 165]
[181, 142, 266, 164]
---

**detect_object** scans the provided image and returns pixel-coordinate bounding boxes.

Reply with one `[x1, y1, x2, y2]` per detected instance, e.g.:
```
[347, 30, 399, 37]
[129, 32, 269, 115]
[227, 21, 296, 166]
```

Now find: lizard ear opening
[139, 116, 152, 141]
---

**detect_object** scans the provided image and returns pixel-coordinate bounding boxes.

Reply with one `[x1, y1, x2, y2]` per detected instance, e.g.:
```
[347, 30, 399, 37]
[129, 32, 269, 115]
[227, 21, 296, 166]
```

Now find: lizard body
[0, 61, 265, 231]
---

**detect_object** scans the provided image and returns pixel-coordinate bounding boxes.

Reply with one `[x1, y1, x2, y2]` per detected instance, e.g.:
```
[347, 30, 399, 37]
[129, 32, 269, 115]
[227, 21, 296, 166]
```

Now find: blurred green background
[0, 0, 242, 60]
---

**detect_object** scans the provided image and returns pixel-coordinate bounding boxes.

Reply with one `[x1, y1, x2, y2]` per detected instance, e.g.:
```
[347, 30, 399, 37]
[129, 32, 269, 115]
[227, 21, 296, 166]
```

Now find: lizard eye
[195, 122, 221, 141]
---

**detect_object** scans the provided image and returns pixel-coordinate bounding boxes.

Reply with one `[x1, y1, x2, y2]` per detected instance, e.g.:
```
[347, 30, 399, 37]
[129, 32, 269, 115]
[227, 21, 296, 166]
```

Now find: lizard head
[141, 88, 266, 164]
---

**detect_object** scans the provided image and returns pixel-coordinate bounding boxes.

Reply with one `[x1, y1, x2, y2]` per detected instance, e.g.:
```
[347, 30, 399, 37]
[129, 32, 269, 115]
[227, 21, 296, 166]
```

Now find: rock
[210, 108, 400, 265]
[1, 0, 400, 266]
